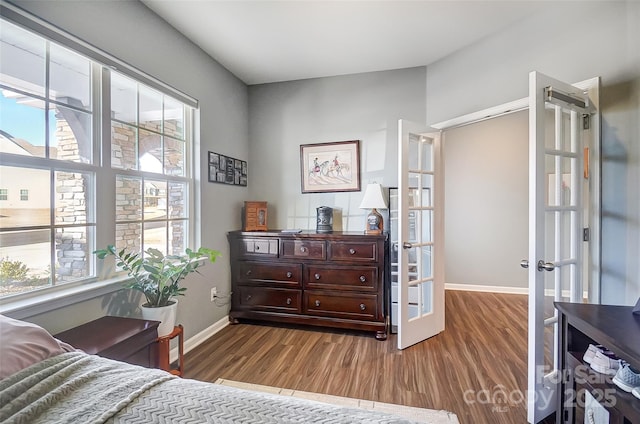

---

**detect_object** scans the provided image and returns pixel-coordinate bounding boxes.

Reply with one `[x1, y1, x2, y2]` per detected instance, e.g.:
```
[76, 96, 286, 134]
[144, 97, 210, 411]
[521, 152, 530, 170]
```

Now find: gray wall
[427, 1, 640, 304]
[10, 0, 248, 335]
[248, 67, 426, 231]
[444, 111, 528, 289]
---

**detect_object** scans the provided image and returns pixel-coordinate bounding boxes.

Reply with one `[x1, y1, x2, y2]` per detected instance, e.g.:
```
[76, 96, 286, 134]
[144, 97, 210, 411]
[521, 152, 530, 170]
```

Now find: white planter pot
[140, 300, 178, 337]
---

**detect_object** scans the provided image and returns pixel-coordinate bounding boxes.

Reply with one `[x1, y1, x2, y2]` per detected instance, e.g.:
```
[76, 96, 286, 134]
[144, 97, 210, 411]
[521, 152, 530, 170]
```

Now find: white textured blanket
[1, 352, 424, 423]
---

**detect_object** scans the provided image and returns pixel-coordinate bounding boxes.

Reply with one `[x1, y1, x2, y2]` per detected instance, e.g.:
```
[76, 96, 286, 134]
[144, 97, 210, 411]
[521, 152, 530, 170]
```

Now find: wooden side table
[156, 325, 184, 377]
[54, 316, 160, 368]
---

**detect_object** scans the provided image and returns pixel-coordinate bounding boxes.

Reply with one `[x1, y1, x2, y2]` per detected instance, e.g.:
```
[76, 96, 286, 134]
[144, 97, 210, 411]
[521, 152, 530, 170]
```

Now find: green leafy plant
[0, 257, 29, 284]
[94, 246, 220, 307]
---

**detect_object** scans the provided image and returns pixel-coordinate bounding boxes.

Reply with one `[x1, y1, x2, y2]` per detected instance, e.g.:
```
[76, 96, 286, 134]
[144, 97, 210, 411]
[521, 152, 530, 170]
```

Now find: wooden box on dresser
[228, 230, 388, 340]
[555, 302, 640, 424]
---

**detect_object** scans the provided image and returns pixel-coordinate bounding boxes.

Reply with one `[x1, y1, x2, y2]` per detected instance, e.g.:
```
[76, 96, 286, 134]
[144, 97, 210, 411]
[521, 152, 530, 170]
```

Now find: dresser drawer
[328, 241, 378, 262]
[304, 292, 378, 320]
[238, 237, 279, 258]
[305, 265, 378, 292]
[237, 262, 302, 287]
[237, 286, 302, 313]
[281, 239, 326, 260]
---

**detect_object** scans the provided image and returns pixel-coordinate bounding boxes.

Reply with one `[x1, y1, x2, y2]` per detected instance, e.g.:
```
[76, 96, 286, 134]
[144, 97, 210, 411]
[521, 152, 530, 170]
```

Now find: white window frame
[0, 4, 199, 318]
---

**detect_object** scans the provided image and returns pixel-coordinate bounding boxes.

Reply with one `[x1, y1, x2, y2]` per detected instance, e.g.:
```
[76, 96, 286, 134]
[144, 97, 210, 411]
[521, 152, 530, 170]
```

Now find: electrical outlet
[210, 287, 218, 302]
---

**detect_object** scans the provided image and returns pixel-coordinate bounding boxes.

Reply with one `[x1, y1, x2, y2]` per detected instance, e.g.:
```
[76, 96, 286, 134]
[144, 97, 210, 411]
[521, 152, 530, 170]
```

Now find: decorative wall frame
[208, 151, 247, 186]
[300, 140, 360, 193]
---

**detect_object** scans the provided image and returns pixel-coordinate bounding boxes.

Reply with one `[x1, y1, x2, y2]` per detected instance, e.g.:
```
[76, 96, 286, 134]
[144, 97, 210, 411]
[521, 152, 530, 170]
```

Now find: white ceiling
[142, 1, 549, 85]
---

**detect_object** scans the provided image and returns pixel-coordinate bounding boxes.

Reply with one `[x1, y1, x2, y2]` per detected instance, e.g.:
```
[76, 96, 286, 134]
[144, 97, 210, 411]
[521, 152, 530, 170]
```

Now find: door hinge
[583, 227, 590, 242]
[583, 114, 590, 130]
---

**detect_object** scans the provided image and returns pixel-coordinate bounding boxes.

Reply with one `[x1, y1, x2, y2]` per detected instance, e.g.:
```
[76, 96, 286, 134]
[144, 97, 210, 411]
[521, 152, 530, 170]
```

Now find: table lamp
[359, 183, 387, 235]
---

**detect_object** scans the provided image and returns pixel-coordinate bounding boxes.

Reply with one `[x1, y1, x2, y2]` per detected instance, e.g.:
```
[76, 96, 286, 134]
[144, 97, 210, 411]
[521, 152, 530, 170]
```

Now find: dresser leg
[375, 330, 387, 340]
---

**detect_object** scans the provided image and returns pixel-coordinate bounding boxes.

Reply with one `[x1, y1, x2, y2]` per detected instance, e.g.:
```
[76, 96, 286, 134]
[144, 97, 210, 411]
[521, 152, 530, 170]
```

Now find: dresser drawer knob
[300, 246, 307, 253]
[314, 273, 321, 280]
[359, 275, 366, 283]
[246, 295, 252, 301]
[286, 271, 293, 278]
[315, 300, 321, 307]
[286, 298, 292, 305]
[255, 245, 260, 250]
[246, 270, 252, 276]
[349, 248, 356, 254]
[360, 304, 366, 311]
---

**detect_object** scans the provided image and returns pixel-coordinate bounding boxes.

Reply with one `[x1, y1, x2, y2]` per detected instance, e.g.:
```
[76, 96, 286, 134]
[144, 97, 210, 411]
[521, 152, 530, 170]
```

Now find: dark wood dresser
[228, 230, 388, 339]
[555, 302, 640, 424]
[55, 316, 160, 368]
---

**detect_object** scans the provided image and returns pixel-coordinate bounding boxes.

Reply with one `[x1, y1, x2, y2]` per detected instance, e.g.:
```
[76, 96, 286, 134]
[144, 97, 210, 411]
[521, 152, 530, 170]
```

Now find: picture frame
[208, 151, 247, 187]
[300, 140, 360, 193]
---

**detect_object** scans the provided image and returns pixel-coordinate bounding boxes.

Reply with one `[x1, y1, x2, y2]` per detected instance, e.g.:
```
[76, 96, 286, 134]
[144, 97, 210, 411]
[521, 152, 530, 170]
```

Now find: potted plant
[95, 245, 220, 336]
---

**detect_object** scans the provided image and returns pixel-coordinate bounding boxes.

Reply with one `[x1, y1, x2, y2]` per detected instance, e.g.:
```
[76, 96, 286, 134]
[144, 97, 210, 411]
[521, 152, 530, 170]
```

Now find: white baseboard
[169, 315, 230, 364]
[445, 283, 528, 295]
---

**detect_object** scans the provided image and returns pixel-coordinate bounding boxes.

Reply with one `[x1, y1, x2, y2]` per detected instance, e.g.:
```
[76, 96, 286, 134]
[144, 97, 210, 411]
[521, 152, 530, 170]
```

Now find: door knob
[520, 260, 529, 269]
[402, 242, 413, 249]
[537, 260, 555, 272]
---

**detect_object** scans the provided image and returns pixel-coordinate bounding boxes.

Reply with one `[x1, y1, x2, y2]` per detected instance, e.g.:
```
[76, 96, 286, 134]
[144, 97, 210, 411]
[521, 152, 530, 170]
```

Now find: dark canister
[316, 206, 333, 233]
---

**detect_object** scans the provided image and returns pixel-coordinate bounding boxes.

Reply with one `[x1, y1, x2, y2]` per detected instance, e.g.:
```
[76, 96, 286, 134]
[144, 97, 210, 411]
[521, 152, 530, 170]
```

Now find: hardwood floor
[183, 290, 534, 424]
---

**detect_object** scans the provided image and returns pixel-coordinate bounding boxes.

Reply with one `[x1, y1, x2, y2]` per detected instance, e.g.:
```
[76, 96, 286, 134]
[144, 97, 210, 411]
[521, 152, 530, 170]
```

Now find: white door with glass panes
[525, 71, 597, 423]
[397, 120, 445, 350]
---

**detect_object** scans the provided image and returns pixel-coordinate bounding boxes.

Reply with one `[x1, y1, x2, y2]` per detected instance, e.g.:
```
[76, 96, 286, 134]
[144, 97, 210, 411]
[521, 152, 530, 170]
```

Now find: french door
[397, 120, 445, 350]
[526, 71, 594, 423]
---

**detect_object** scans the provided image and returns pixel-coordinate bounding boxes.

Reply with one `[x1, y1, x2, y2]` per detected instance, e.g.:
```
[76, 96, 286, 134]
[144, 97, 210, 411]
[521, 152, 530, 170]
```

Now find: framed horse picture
[300, 140, 361, 193]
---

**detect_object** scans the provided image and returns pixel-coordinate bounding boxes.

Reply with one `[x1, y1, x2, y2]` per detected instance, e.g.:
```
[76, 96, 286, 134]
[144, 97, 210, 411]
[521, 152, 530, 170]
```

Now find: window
[0, 16, 196, 299]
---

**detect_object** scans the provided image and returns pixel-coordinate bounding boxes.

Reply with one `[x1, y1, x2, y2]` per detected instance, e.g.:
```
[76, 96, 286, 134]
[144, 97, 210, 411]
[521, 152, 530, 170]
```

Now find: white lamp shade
[359, 183, 387, 210]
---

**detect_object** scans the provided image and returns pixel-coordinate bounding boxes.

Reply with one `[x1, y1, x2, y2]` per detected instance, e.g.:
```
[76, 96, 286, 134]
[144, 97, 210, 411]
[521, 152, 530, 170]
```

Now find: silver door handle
[402, 242, 413, 249]
[537, 260, 555, 272]
[520, 260, 529, 269]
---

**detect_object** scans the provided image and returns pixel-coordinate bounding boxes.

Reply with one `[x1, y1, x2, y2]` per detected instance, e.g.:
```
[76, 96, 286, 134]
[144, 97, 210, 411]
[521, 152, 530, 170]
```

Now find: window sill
[0, 277, 129, 320]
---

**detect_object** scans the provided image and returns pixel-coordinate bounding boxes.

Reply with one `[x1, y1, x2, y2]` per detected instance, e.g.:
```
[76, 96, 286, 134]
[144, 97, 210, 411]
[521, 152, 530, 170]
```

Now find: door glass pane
[408, 133, 420, 169]
[111, 122, 138, 170]
[420, 176, 433, 207]
[50, 104, 92, 163]
[420, 136, 433, 172]
[420, 281, 433, 315]
[407, 246, 418, 282]
[139, 129, 162, 173]
[420, 244, 432, 279]
[0, 90, 46, 158]
[0, 166, 50, 228]
[49, 43, 91, 110]
[0, 229, 51, 296]
[561, 211, 573, 260]
[420, 210, 433, 243]
[55, 226, 92, 283]
[115, 175, 142, 221]
[0, 20, 45, 97]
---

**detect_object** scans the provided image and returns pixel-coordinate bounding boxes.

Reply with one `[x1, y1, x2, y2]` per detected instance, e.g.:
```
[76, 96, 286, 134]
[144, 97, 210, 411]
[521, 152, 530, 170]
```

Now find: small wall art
[300, 140, 360, 193]
[208, 151, 247, 186]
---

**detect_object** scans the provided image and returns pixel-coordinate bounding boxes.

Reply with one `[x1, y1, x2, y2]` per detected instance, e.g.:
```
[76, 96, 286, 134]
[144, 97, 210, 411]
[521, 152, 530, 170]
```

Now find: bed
[0, 315, 428, 424]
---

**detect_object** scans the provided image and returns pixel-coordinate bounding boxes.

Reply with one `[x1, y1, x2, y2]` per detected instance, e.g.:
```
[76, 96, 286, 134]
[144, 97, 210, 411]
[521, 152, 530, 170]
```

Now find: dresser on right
[555, 302, 640, 424]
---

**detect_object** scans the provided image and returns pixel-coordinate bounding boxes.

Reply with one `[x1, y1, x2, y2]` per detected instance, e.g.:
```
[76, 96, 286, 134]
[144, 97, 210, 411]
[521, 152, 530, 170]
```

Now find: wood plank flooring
[183, 290, 532, 424]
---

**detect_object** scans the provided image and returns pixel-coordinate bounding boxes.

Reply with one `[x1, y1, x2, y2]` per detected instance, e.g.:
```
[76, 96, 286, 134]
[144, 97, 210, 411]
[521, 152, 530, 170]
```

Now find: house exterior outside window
[0, 15, 196, 299]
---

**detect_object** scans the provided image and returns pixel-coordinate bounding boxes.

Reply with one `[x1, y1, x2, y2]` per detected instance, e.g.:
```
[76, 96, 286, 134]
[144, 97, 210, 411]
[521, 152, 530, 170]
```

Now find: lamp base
[365, 208, 383, 235]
